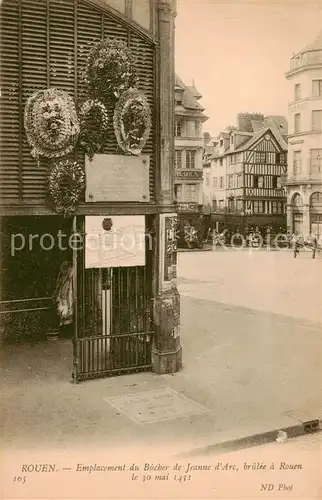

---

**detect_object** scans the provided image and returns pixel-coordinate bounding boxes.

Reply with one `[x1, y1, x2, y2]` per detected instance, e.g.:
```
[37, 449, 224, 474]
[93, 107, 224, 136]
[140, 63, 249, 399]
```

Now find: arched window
[291, 193, 303, 207]
[310, 192, 322, 210]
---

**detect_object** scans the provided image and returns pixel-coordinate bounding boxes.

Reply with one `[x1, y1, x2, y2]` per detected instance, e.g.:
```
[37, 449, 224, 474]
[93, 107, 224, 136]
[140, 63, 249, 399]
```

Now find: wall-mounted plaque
[85, 154, 150, 203]
[85, 215, 146, 269]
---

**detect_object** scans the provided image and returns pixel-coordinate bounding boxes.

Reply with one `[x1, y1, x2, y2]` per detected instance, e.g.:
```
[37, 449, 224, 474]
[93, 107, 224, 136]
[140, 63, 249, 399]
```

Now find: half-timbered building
[0, 0, 182, 381]
[210, 116, 288, 238]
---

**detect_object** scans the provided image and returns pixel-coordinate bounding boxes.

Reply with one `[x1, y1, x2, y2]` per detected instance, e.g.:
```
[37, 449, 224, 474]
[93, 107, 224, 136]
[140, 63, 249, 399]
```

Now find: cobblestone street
[177, 248, 322, 324]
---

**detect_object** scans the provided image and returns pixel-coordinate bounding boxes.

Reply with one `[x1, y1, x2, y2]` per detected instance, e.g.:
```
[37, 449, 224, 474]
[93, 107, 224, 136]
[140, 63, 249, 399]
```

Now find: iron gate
[73, 217, 154, 382]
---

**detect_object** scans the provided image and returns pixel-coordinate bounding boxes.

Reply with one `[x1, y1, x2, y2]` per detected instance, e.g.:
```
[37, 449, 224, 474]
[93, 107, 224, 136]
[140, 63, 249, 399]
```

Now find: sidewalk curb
[177, 418, 322, 457]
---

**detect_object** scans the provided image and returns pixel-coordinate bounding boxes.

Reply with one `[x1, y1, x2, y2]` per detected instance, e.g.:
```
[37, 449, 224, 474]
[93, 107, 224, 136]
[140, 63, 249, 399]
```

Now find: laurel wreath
[113, 88, 151, 155]
[84, 38, 138, 101]
[48, 160, 85, 217]
[79, 99, 109, 160]
[24, 88, 79, 164]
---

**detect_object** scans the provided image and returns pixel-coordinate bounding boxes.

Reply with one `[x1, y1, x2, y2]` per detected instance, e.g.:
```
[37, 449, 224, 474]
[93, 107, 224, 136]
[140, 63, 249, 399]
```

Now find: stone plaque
[104, 388, 208, 424]
[85, 154, 150, 203]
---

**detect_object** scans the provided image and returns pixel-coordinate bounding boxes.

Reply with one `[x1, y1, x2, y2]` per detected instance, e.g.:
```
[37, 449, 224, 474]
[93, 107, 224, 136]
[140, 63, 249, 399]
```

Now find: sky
[175, 0, 322, 136]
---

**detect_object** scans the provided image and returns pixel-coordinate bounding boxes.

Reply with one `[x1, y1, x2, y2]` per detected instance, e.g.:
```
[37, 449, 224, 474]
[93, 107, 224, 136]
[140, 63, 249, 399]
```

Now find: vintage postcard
[1, 0, 321, 499]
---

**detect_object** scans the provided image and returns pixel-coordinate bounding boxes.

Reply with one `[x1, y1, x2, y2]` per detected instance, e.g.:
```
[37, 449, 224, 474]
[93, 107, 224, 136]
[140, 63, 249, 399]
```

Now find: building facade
[285, 33, 322, 238]
[174, 76, 208, 247]
[0, 0, 182, 380]
[207, 114, 288, 240]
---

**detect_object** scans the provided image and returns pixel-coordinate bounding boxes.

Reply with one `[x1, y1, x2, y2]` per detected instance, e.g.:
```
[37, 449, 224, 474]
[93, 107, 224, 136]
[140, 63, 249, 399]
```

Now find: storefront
[0, 0, 181, 380]
[176, 202, 203, 249]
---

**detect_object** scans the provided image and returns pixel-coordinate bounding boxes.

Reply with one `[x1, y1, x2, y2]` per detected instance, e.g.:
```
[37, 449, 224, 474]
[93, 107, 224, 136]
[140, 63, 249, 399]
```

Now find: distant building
[205, 113, 288, 238]
[285, 33, 322, 238]
[174, 76, 208, 247]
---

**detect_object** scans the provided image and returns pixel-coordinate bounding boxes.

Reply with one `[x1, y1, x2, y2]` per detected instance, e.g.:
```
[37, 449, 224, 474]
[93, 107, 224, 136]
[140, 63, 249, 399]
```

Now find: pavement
[1, 249, 322, 458]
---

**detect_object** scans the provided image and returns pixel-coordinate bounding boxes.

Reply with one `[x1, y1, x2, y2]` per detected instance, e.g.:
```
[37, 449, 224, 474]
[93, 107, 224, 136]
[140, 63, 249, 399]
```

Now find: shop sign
[175, 170, 203, 180]
[177, 202, 198, 213]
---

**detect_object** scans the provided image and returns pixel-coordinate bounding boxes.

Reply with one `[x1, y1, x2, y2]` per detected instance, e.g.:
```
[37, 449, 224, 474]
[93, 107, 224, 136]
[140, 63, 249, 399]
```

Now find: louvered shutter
[21, 0, 48, 201]
[130, 33, 155, 199]
[0, 0, 157, 206]
[0, 0, 20, 202]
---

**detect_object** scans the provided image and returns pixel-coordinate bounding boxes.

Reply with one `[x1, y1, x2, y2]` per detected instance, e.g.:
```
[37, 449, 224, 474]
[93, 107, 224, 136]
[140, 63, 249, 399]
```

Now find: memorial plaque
[85, 154, 150, 203]
[104, 388, 208, 424]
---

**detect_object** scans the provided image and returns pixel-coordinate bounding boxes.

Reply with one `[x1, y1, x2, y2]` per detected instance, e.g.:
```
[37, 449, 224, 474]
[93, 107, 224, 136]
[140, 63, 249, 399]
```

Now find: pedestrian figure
[292, 233, 300, 258]
[312, 236, 318, 259]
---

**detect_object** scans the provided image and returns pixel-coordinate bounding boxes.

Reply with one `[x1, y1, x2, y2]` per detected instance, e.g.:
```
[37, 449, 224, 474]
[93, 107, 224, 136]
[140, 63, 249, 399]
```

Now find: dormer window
[230, 135, 234, 144]
[219, 139, 223, 147]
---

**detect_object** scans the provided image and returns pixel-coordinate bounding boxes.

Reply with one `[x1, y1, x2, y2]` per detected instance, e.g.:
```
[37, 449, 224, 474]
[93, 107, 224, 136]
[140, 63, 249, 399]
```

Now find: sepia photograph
[0, 0, 321, 499]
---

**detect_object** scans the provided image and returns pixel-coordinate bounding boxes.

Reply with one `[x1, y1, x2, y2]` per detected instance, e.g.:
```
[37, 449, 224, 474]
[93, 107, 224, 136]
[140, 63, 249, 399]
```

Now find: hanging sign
[85, 215, 146, 268]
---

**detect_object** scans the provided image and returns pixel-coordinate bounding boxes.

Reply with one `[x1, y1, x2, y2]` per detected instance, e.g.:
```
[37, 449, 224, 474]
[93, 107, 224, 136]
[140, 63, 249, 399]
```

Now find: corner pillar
[152, 0, 182, 374]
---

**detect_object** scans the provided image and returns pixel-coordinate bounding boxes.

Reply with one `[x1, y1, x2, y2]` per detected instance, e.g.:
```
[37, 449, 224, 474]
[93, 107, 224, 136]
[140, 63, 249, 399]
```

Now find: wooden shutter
[0, 0, 157, 206]
[0, 0, 20, 202]
[21, 0, 48, 201]
[130, 32, 155, 200]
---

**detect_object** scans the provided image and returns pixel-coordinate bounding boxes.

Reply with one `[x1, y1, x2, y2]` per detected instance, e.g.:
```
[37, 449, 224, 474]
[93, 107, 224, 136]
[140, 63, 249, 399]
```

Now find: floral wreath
[79, 99, 109, 160]
[24, 88, 79, 164]
[113, 88, 151, 155]
[84, 38, 137, 100]
[48, 160, 85, 217]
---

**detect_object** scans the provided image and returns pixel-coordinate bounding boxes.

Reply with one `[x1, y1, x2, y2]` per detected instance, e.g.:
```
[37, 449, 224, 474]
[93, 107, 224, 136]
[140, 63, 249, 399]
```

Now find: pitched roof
[175, 74, 186, 90]
[187, 84, 202, 99]
[265, 115, 288, 136]
[234, 126, 287, 152]
[175, 74, 206, 112]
